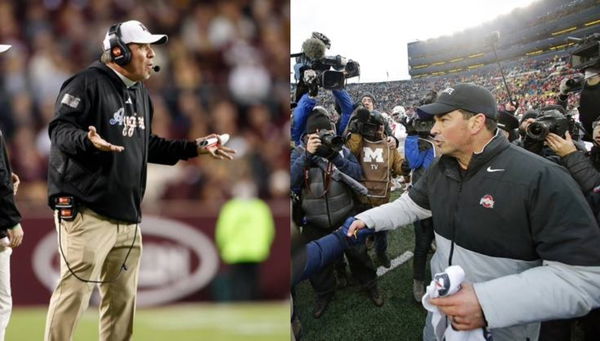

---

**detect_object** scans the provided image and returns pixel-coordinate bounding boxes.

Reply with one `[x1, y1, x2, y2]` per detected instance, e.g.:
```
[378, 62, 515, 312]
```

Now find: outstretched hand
[344, 217, 369, 239]
[196, 134, 236, 160]
[88, 126, 124, 152]
[340, 217, 373, 245]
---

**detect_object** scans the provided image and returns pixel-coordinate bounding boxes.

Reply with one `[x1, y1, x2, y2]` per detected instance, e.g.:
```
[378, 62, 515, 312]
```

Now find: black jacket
[409, 133, 600, 266]
[48, 62, 198, 223]
[0, 130, 20, 235]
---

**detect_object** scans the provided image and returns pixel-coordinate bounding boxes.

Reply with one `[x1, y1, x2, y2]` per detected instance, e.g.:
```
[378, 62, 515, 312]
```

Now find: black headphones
[108, 23, 131, 66]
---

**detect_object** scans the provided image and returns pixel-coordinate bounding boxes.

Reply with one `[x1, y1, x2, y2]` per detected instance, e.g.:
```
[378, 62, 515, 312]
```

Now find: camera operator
[354, 93, 398, 149]
[291, 108, 379, 318]
[518, 105, 585, 162]
[291, 33, 359, 147]
[344, 94, 399, 263]
[558, 48, 600, 140]
[540, 117, 600, 341]
[346, 108, 407, 274]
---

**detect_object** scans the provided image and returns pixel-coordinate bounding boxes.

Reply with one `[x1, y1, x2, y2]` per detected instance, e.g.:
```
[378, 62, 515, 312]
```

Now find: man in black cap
[346, 83, 600, 340]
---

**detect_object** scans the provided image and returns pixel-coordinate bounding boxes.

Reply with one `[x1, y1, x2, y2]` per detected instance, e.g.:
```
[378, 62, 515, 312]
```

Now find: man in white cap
[44, 21, 234, 340]
[0, 44, 24, 341]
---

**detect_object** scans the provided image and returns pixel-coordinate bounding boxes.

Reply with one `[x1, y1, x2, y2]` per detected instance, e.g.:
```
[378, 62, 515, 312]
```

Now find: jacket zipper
[324, 168, 332, 228]
[448, 177, 463, 266]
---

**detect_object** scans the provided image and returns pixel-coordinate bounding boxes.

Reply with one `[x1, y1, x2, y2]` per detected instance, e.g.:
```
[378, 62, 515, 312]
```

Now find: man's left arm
[471, 166, 600, 329]
[148, 135, 198, 165]
[147, 100, 233, 164]
[148, 134, 235, 164]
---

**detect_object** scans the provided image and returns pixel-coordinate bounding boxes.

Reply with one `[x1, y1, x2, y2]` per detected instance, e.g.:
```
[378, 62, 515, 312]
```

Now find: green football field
[294, 219, 430, 340]
[7, 302, 289, 341]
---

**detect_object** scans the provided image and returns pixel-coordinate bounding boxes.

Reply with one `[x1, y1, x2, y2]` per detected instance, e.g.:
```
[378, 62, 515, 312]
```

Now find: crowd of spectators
[0, 0, 290, 207]
[299, 52, 581, 121]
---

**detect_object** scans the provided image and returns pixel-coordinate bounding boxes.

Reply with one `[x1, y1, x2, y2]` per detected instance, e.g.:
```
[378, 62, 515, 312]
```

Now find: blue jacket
[405, 135, 435, 171]
[291, 231, 346, 286]
[290, 145, 362, 195]
[291, 90, 354, 146]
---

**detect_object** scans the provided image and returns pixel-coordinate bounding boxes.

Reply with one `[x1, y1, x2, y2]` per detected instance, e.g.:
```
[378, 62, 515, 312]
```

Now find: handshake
[334, 217, 373, 246]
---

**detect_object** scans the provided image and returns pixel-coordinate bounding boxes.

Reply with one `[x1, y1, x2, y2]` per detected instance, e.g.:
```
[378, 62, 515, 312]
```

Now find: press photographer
[540, 118, 600, 341]
[291, 32, 360, 102]
[558, 33, 600, 140]
[519, 105, 584, 159]
[291, 105, 377, 319]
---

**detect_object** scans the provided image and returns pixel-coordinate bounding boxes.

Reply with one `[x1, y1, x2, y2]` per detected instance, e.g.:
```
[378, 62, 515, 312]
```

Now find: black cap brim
[417, 102, 457, 116]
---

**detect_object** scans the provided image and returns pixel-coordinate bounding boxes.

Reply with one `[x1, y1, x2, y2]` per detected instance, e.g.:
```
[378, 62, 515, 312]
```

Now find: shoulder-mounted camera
[291, 32, 360, 101]
[568, 33, 600, 71]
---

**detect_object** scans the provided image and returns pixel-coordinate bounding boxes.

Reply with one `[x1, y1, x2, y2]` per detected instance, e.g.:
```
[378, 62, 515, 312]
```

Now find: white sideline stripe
[376, 251, 414, 277]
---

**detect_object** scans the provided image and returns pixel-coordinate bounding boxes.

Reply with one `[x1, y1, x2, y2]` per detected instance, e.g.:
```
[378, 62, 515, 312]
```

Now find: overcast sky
[291, 0, 540, 83]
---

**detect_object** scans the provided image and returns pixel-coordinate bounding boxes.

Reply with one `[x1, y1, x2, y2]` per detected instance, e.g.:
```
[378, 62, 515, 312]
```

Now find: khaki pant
[0, 246, 12, 341]
[44, 208, 142, 341]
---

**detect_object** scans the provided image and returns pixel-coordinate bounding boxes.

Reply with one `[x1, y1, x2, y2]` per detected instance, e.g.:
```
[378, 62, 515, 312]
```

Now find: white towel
[421, 265, 491, 341]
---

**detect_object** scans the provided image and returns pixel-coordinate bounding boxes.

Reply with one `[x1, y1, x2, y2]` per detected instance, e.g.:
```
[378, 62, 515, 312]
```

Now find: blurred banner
[11, 201, 289, 306]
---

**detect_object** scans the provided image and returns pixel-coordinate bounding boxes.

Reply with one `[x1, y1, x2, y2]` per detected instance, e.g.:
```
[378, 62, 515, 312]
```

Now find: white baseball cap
[102, 20, 167, 51]
[0, 45, 11, 53]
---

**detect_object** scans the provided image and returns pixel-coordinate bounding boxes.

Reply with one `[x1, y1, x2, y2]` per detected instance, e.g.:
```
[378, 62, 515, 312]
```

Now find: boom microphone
[302, 38, 326, 61]
[152, 65, 160, 72]
[488, 31, 517, 110]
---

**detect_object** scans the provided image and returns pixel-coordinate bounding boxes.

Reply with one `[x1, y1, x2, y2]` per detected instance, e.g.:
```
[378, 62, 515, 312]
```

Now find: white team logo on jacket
[479, 194, 495, 209]
[109, 107, 145, 137]
[363, 147, 384, 163]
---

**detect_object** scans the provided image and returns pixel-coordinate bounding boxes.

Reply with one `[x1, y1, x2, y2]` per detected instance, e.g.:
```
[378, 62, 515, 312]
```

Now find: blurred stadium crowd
[307, 53, 580, 120]
[0, 0, 290, 207]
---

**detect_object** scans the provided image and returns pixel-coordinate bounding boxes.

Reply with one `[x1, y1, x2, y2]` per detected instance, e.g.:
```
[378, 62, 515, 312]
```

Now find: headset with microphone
[108, 23, 162, 72]
[108, 23, 131, 66]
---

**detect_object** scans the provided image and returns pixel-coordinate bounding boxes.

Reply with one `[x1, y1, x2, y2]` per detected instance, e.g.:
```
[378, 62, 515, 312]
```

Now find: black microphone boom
[489, 32, 517, 109]
[152, 65, 160, 72]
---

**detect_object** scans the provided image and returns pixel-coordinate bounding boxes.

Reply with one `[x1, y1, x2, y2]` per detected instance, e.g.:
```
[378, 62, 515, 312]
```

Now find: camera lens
[526, 122, 549, 141]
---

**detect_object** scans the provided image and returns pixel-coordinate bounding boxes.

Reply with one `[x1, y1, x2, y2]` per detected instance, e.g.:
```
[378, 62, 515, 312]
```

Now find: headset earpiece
[108, 23, 131, 66]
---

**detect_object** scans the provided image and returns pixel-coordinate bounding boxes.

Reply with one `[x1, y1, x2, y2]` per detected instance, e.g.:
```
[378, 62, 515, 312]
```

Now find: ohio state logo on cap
[479, 194, 495, 209]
